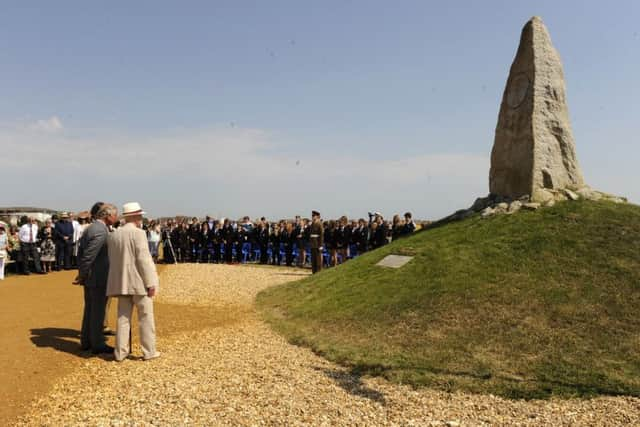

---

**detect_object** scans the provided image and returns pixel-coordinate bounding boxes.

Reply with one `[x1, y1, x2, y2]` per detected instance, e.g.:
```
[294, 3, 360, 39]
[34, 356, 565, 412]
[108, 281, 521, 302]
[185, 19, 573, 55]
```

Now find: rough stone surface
[564, 189, 580, 201]
[480, 207, 495, 218]
[490, 16, 585, 202]
[471, 197, 491, 212]
[508, 200, 523, 213]
[523, 202, 541, 210]
[576, 187, 628, 203]
[578, 188, 603, 201]
[473, 186, 627, 219]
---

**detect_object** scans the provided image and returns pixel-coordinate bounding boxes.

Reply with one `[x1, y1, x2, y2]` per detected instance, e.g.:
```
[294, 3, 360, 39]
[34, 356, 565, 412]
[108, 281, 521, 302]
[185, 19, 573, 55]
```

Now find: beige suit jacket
[106, 223, 159, 297]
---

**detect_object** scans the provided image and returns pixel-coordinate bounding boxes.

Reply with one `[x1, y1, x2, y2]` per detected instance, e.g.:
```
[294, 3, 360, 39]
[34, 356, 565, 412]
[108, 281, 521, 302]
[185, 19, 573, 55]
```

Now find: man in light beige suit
[107, 202, 160, 361]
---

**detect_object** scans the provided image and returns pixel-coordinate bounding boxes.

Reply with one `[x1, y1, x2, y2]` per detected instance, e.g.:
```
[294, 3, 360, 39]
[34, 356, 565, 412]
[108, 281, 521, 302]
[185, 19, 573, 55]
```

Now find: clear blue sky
[1, 1, 638, 219]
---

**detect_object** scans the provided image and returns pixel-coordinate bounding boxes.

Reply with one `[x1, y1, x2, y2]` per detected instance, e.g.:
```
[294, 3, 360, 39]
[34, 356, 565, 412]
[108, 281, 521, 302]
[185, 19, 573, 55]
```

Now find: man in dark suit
[257, 220, 270, 264]
[161, 221, 176, 264]
[211, 222, 223, 263]
[188, 218, 200, 262]
[356, 218, 369, 254]
[170, 223, 182, 262]
[221, 219, 235, 263]
[235, 226, 246, 263]
[75, 203, 118, 354]
[309, 211, 324, 274]
[179, 223, 190, 262]
[294, 216, 305, 267]
[54, 212, 74, 270]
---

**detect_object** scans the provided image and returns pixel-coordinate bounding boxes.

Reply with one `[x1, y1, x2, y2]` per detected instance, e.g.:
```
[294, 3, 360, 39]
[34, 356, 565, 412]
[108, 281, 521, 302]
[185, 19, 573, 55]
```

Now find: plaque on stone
[506, 74, 530, 109]
[376, 255, 414, 269]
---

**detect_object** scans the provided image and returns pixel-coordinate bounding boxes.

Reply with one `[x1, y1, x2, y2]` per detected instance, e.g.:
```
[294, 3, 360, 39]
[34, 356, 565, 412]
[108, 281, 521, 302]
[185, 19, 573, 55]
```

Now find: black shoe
[80, 345, 90, 351]
[92, 345, 114, 354]
[103, 329, 115, 336]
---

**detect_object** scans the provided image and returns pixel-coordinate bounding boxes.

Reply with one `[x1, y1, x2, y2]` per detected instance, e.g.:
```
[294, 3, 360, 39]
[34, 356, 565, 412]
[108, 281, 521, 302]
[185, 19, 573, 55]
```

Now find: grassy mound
[257, 201, 640, 399]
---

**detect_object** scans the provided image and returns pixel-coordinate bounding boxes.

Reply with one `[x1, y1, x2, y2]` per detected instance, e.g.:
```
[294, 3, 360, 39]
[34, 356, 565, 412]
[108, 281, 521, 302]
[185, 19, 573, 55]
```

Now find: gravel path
[17, 264, 640, 426]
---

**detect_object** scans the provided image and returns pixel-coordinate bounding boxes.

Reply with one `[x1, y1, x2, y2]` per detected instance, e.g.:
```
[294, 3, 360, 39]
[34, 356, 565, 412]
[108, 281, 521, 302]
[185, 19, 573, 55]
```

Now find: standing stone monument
[435, 17, 626, 225]
[490, 16, 585, 203]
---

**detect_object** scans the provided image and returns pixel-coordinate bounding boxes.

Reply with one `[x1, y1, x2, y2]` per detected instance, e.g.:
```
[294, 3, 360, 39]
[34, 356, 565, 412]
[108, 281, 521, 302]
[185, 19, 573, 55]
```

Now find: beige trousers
[115, 295, 157, 361]
[103, 297, 112, 330]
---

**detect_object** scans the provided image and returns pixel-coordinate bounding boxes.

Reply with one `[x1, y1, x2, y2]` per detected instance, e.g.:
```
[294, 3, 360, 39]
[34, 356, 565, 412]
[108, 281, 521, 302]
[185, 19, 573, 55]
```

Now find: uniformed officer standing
[309, 210, 324, 274]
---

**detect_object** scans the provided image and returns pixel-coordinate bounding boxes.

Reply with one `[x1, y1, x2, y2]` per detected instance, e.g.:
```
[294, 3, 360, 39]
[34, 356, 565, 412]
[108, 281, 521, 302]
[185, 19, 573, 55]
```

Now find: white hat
[122, 202, 146, 217]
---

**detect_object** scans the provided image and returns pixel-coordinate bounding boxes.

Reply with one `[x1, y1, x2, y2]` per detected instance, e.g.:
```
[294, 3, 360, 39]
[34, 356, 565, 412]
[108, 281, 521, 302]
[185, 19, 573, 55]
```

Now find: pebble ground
[16, 264, 640, 426]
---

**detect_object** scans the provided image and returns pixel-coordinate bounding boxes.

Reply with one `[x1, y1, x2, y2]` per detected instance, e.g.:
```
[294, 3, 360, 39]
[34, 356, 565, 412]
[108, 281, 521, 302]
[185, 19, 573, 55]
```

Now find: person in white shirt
[0, 224, 8, 280]
[147, 221, 161, 263]
[72, 215, 80, 266]
[19, 216, 43, 274]
[73, 211, 90, 266]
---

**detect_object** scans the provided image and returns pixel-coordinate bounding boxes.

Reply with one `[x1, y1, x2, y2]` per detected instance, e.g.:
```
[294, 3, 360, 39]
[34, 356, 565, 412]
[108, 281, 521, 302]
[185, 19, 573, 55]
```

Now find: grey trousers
[80, 286, 107, 350]
[115, 295, 158, 361]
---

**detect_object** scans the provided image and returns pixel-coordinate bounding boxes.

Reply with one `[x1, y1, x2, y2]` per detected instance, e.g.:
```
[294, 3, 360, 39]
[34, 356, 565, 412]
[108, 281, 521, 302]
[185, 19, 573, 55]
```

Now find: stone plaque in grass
[376, 254, 414, 269]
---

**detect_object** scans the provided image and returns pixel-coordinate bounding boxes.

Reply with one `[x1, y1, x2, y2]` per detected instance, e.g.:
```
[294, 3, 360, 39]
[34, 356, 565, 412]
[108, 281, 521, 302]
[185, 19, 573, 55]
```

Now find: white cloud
[0, 122, 490, 219]
[29, 116, 64, 133]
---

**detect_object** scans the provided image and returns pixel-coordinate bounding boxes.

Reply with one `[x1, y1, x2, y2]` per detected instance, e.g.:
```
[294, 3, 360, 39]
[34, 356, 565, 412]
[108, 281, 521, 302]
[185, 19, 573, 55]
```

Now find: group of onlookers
[149, 211, 417, 269]
[0, 212, 92, 279]
[0, 203, 418, 365]
[0, 209, 418, 280]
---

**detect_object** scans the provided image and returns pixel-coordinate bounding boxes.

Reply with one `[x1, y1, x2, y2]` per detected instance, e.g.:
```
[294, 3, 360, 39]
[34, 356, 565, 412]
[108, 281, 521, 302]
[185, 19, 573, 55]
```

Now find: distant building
[0, 207, 58, 226]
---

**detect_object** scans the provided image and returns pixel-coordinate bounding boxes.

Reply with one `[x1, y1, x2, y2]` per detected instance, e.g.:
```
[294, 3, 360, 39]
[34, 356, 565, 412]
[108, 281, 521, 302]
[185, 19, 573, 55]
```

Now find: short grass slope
[257, 201, 640, 399]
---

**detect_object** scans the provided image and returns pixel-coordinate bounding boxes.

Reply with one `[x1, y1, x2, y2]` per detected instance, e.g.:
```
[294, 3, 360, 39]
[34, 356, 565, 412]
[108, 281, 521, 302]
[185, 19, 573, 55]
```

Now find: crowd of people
[0, 209, 417, 279]
[149, 211, 417, 271]
[0, 211, 92, 279]
[0, 202, 159, 360]
[0, 203, 418, 363]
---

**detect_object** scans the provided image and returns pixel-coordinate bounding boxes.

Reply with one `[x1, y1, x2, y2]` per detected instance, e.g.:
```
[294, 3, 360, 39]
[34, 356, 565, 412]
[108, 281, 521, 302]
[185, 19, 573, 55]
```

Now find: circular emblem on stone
[506, 73, 530, 108]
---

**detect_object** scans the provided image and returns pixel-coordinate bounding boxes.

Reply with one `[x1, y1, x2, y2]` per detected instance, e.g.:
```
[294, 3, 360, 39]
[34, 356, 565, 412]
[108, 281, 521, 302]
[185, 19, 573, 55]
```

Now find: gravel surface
[16, 264, 640, 426]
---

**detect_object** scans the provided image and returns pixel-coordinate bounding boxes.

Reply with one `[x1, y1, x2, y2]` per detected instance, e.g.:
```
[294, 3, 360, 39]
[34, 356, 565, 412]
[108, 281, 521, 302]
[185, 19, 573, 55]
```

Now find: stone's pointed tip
[524, 16, 546, 28]
[522, 15, 550, 37]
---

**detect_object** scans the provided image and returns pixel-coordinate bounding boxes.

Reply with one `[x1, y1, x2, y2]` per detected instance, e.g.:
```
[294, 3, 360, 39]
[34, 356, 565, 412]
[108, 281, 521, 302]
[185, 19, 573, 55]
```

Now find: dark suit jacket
[78, 220, 109, 288]
[54, 220, 74, 242]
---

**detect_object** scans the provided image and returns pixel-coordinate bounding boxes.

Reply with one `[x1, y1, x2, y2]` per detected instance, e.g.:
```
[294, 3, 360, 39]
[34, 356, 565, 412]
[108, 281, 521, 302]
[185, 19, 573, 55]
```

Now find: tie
[29, 224, 33, 243]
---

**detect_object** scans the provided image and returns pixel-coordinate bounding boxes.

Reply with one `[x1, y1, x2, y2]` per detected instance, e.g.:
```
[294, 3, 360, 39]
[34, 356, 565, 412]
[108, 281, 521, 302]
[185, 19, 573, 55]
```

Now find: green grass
[256, 200, 640, 399]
